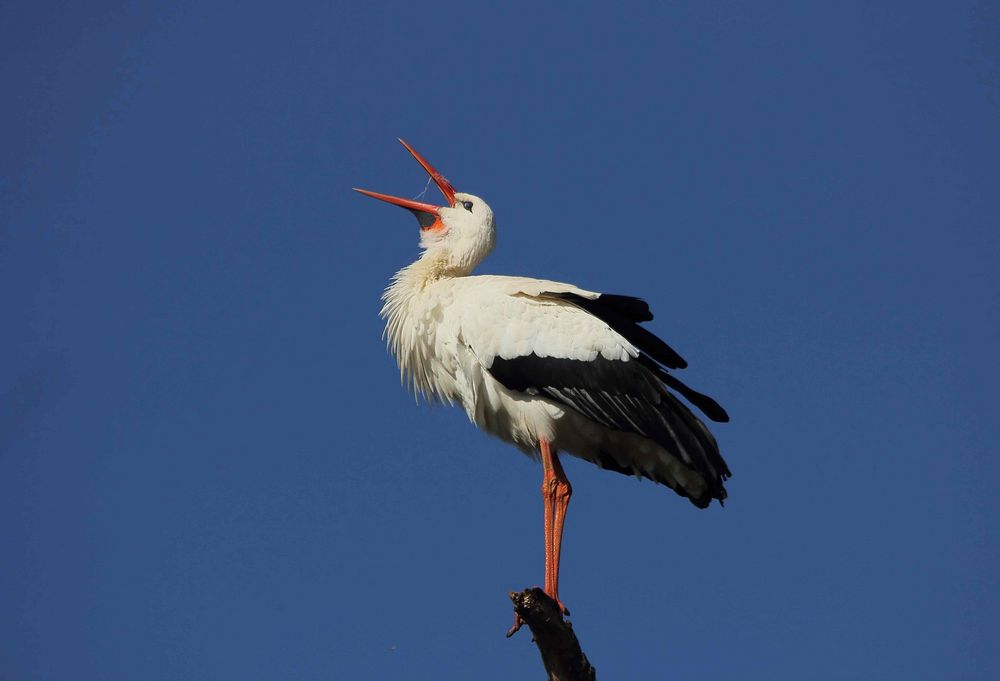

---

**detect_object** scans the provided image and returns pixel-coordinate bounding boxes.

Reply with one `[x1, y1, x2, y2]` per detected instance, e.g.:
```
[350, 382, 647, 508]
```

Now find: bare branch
[509, 588, 597, 681]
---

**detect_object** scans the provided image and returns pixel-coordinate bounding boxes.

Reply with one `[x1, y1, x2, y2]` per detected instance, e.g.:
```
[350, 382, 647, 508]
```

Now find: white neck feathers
[380, 257, 453, 402]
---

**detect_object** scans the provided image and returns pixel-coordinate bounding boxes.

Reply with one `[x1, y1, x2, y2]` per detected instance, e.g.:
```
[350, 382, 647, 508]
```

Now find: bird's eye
[462, 200, 473, 212]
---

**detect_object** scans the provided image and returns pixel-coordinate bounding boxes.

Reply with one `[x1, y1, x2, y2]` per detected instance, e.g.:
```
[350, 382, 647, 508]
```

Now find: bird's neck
[403, 247, 477, 286]
[380, 253, 466, 336]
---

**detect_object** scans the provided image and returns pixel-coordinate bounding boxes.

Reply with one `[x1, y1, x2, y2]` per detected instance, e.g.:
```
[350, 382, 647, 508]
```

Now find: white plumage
[356, 140, 730, 631]
[381, 270, 714, 497]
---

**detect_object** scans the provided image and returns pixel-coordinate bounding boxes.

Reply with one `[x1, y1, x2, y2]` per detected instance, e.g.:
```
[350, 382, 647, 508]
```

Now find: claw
[506, 612, 525, 638]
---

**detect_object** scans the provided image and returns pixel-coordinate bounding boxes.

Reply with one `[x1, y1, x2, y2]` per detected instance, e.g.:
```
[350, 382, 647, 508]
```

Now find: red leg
[541, 437, 572, 613]
[507, 437, 572, 637]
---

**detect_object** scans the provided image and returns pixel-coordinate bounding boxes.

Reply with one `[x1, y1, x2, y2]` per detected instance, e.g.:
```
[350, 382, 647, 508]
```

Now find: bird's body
[357, 140, 730, 633]
[382, 267, 730, 507]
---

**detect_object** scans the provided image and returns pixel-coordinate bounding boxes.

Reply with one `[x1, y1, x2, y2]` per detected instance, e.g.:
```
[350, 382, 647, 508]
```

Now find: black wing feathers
[589, 294, 653, 322]
[490, 352, 654, 396]
[489, 353, 729, 504]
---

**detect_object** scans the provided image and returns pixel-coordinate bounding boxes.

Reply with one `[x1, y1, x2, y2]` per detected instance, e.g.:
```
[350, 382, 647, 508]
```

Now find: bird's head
[355, 140, 496, 275]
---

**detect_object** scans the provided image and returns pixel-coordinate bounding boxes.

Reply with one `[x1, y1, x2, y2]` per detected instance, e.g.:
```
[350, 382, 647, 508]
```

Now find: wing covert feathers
[548, 292, 687, 369]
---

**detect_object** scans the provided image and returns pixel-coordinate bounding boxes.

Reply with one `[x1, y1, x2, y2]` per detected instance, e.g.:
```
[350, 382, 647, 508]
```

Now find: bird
[355, 139, 730, 636]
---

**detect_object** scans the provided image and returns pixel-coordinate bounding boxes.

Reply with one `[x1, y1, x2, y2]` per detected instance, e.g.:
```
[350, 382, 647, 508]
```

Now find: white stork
[355, 140, 730, 635]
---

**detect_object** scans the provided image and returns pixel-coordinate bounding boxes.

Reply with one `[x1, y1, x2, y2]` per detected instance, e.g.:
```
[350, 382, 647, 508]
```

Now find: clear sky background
[2, 2, 998, 679]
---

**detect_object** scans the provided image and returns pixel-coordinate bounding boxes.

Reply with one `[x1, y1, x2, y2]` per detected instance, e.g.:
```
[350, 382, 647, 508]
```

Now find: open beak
[354, 139, 458, 230]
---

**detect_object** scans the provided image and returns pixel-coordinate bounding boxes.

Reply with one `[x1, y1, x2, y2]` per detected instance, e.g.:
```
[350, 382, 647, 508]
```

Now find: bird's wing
[454, 277, 730, 504]
[462, 277, 726, 420]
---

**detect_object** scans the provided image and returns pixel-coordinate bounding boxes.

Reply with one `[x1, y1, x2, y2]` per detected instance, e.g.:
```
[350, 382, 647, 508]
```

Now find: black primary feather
[637, 356, 730, 423]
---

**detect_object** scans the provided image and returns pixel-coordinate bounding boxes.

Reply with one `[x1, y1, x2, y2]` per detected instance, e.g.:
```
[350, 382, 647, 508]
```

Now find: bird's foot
[506, 590, 570, 638]
[544, 586, 571, 617]
[505, 612, 525, 638]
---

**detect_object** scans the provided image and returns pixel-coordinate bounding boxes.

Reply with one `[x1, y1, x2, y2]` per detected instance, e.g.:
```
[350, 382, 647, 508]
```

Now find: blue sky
[2, 1, 998, 679]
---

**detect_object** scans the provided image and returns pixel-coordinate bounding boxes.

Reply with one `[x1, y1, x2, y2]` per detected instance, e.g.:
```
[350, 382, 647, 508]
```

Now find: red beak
[354, 139, 458, 230]
[396, 138, 457, 207]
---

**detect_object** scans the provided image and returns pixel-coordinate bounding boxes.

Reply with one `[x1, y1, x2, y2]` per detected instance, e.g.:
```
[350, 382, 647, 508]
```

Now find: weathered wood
[508, 588, 597, 681]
